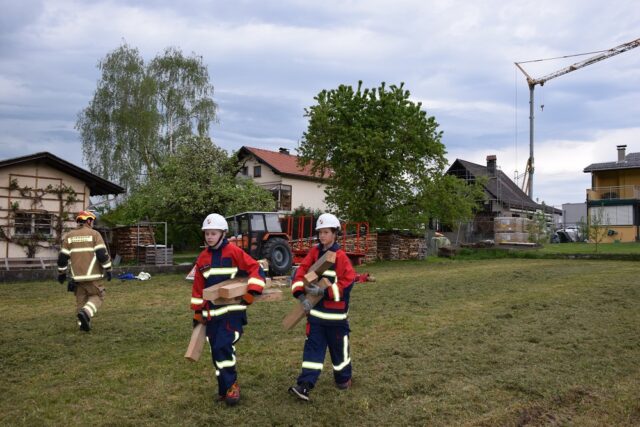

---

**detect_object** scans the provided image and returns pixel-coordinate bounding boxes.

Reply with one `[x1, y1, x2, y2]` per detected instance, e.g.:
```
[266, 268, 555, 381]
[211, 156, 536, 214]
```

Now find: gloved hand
[192, 311, 206, 328]
[241, 292, 255, 306]
[67, 280, 77, 293]
[297, 294, 312, 314]
[305, 283, 324, 297]
[57, 273, 66, 284]
[105, 271, 112, 281]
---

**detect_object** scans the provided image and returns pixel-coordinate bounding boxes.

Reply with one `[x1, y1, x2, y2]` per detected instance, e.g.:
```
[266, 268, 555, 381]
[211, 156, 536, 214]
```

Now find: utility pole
[515, 37, 640, 199]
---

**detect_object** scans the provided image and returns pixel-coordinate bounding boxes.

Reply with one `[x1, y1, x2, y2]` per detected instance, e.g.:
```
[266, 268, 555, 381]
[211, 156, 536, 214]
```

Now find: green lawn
[538, 242, 640, 254]
[1, 259, 639, 426]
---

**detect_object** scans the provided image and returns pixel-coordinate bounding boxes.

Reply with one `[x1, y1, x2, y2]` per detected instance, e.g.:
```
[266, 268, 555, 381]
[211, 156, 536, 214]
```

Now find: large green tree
[298, 81, 481, 229]
[76, 43, 217, 191]
[102, 137, 275, 248]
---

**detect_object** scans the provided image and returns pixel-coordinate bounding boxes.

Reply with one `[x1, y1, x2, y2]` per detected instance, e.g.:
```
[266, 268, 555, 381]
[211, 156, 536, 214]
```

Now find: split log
[184, 323, 206, 362]
[282, 278, 331, 330]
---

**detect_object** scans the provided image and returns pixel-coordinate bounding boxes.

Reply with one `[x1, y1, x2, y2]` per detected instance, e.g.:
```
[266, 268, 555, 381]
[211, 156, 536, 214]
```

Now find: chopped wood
[202, 278, 247, 301]
[218, 282, 247, 299]
[303, 271, 318, 285]
[184, 323, 206, 362]
[282, 278, 331, 330]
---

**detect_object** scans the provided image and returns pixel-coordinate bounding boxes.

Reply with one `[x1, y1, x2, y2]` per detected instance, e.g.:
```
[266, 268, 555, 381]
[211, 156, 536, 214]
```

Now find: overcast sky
[1, 0, 639, 207]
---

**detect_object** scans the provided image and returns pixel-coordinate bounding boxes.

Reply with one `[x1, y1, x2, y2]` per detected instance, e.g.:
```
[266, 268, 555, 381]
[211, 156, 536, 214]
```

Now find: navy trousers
[206, 316, 244, 396]
[297, 322, 352, 387]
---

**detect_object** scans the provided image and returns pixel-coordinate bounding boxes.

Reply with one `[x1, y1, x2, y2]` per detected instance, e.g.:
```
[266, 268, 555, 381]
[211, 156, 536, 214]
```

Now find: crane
[514, 37, 640, 198]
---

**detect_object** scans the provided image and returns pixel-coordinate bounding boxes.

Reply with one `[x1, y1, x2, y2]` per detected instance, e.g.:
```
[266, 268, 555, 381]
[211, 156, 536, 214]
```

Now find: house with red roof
[237, 146, 330, 212]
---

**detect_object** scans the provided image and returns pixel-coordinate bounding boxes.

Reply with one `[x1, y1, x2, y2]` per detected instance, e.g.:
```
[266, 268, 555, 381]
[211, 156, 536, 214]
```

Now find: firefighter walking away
[57, 210, 112, 332]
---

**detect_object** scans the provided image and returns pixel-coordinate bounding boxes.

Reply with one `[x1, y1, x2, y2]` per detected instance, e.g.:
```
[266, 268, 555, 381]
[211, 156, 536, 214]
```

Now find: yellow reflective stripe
[203, 267, 238, 279]
[309, 309, 348, 320]
[87, 256, 97, 277]
[302, 361, 323, 370]
[61, 248, 71, 255]
[94, 244, 106, 250]
[102, 262, 112, 269]
[291, 281, 304, 292]
[233, 331, 240, 344]
[68, 247, 96, 253]
[206, 305, 247, 317]
[215, 353, 237, 369]
[215, 370, 220, 377]
[73, 274, 103, 281]
[330, 283, 340, 301]
[191, 297, 204, 305]
[333, 335, 351, 371]
[58, 266, 68, 272]
[68, 236, 92, 244]
[248, 277, 265, 288]
[323, 270, 337, 277]
[85, 302, 97, 317]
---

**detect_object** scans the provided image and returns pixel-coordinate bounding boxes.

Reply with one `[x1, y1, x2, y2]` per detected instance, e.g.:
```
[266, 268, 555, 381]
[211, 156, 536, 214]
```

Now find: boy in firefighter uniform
[288, 213, 357, 401]
[57, 210, 112, 332]
[191, 213, 266, 406]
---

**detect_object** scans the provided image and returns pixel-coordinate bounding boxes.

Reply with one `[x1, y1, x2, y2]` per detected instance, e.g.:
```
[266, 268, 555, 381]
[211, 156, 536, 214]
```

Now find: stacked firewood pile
[376, 232, 426, 261]
[111, 226, 155, 262]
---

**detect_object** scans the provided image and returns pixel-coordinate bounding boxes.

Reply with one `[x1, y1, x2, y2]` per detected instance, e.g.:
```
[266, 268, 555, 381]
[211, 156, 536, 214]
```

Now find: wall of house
[281, 176, 327, 212]
[240, 156, 282, 184]
[593, 169, 640, 187]
[0, 162, 88, 258]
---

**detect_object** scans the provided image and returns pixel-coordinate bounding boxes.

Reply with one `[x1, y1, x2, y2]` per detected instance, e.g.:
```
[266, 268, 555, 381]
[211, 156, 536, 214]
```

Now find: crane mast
[515, 37, 640, 199]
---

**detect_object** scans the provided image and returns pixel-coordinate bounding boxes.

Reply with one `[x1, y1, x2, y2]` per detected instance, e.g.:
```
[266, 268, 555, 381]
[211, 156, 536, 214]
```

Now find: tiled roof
[583, 152, 640, 172]
[447, 158, 560, 214]
[0, 152, 125, 196]
[239, 146, 331, 180]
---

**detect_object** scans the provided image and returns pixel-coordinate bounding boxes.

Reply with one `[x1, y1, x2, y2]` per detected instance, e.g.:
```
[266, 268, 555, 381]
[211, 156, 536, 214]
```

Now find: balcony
[586, 185, 640, 202]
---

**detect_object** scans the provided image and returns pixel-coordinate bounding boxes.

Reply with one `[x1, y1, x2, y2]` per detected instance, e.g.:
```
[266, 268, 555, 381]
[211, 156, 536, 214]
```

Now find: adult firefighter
[288, 213, 357, 401]
[191, 213, 266, 406]
[57, 210, 112, 332]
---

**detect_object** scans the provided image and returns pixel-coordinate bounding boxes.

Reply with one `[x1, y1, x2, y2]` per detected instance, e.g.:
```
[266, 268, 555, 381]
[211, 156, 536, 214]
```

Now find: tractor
[226, 212, 293, 276]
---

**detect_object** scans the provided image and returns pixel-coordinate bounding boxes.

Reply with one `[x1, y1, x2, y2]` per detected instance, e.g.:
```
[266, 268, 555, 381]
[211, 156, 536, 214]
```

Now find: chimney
[279, 147, 290, 155]
[617, 145, 627, 162]
[486, 155, 497, 176]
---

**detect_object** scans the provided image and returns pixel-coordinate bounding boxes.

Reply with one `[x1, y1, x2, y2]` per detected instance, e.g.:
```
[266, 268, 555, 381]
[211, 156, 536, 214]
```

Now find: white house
[237, 146, 330, 212]
[0, 152, 124, 259]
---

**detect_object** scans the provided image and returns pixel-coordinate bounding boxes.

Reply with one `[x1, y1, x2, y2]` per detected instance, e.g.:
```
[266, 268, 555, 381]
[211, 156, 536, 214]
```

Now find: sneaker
[77, 309, 91, 332]
[288, 383, 310, 401]
[225, 383, 240, 406]
[336, 379, 352, 390]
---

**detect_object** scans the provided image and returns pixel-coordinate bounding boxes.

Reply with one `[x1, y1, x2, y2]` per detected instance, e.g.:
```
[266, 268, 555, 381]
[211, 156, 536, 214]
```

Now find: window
[253, 165, 262, 178]
[241, 166, 248, 176]
[589, 205, 633, 225]
[250, 214, 265, 231]
[14, 212, 53, 237]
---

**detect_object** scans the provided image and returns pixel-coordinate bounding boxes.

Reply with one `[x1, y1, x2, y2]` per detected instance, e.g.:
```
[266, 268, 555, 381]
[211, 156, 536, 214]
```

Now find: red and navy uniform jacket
[291, 242, 356, 325]
[191, 239, 266, 323]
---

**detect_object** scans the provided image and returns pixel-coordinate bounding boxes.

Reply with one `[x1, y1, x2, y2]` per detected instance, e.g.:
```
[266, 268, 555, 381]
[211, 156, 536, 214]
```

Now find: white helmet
[202, 213, 228, 231]
[316, 213, 341, 230]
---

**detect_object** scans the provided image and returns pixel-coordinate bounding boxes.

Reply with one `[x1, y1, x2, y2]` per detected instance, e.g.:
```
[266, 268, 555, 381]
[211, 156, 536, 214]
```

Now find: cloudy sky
[1, 0, 639, 207]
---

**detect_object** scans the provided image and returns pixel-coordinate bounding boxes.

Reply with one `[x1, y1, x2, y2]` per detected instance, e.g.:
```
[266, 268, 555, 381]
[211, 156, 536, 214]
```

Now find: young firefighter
[288, 213, 357, 401]
[191, 213, 266, 406]
[56, 210, 112, 332]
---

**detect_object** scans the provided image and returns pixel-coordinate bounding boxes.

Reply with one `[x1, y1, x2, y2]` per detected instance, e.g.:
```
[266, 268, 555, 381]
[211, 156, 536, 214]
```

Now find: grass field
[1, 259, 639, 426]
[538, 242, 640, 254]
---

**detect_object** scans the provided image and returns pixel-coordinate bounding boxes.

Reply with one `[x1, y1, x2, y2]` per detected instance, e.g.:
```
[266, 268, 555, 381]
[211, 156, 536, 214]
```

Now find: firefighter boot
[336, 378, 352, 390]
[225, 382, 240, 406]
[77, 309, 91, 332]
[288, 383, 311, 402]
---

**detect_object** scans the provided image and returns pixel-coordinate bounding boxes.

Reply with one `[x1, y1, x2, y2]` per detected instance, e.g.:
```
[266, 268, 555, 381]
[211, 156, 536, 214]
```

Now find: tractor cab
[226, 212, 293, 276]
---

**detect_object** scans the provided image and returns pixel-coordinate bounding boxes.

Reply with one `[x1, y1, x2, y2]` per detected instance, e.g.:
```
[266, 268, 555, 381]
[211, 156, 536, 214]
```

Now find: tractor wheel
[262, 237, 293, 276]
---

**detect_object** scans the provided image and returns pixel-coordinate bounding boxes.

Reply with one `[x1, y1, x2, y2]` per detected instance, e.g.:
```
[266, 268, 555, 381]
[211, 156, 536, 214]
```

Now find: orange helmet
[76, 210, 96, 222]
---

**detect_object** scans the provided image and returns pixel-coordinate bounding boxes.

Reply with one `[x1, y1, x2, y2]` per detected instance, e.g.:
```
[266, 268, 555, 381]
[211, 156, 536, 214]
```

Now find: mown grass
[538, 242, 640, 254]
[1, 259, 639, 426]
